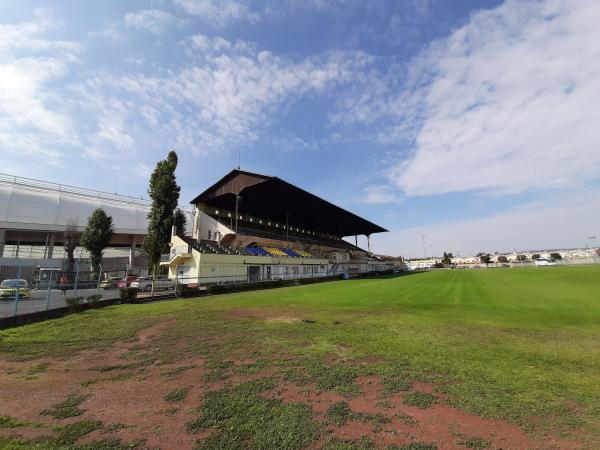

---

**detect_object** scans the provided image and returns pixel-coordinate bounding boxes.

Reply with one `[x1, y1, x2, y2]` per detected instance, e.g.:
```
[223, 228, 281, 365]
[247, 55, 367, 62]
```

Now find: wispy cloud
[88, 21, 122, 41]
[363, 185, 400, 204]
[124, 9, 180, 34]
[81, 37, 372, 155]
[173, 0, 259, 27]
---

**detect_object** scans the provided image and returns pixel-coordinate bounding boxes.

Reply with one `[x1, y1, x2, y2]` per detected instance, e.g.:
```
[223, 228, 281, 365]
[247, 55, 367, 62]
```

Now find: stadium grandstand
[163, 169, 393, 285]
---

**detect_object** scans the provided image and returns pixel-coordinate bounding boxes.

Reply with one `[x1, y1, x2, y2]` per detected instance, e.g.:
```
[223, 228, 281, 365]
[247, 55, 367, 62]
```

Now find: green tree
[516, 254, 527, 261]
[80, 209, 114, 273]
[532, 253, 541, 260]
[497, 255, 509, 263]
[143, 151, 181, 269]
[441, 252, 453, 265]
[478, 253, 491, 264]
[174, 208, 187, 237]
[550, 252, 562, 260]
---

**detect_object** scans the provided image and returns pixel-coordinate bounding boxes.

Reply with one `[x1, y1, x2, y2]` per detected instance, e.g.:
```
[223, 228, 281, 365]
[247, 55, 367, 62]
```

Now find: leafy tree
[143, 151, 181, 270]
[174, 208, 187, 236]
[516, 254, 527, 261]
[532, 253, 541, 260]
[80, 209, 114, 272]
[550, 252, 562, 260]
[497, 255, 508, 263]
[595, 248, 600, 257]
[63, 221, 78, 273]
[479, 253, 491, 264]
[441, 252, 453, 265]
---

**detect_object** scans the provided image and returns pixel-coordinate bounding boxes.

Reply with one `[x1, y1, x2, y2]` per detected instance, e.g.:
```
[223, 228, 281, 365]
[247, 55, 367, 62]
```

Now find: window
[208, 230, 212, 240]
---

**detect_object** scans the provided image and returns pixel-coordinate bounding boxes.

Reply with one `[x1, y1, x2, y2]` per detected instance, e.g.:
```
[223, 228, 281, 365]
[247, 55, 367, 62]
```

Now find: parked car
[0, 279, 31, 300]
[535, 258, 557, 266]
[100, 277, 120, 290]
[117, 276, 138, 289]
[130, 275, 175, 292]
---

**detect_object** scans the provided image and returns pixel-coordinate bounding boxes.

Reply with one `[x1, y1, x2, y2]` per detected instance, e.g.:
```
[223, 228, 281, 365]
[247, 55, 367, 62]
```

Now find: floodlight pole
[286, 213, 290, 248]
[235, 194, 239, 233]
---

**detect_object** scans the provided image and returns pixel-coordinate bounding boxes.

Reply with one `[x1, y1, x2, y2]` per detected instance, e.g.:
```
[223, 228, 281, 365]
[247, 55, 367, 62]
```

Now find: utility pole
[421, 235, 426, 258]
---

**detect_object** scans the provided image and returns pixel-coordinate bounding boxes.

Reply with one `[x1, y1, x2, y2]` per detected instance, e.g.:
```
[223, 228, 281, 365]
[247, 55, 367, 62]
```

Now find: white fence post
[13, 260, 22, 317]
[96, 264, 102, 295]
[74, 262, 80, 297]
[45, 266, 53, 310]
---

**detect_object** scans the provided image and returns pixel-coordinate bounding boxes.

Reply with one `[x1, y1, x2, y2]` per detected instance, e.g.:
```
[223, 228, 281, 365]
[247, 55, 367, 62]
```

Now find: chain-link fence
[0, 259, 174, 319]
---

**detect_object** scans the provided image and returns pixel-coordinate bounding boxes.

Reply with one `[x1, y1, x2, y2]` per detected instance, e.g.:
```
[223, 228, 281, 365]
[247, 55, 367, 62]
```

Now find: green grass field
[0, 266, 598, 449]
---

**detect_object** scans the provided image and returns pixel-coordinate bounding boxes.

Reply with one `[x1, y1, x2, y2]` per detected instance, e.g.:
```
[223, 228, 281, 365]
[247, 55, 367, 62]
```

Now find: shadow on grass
[352, 271, 427, 281]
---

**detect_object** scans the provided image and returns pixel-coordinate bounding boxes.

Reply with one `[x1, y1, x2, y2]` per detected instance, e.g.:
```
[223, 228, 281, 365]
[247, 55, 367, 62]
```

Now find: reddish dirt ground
[0, 322, 586, 450]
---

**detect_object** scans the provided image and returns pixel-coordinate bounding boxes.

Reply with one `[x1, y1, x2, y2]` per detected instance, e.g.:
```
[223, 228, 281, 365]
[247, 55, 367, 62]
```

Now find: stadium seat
[282, 248, 300, 257]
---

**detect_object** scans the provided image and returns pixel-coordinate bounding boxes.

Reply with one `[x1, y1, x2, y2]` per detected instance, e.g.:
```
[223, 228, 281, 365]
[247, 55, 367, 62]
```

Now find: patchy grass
[323, 436, 373, 450]
[457, 436, 492, 449]
[53, 420, 103, 445]
[326, 401, 352, 426]
[303, 359, 362, 396]
[381, 376, 412, 394]
[389, 444, 438, 450]
[41, 394, 89, 419]
[325, 401, 392, 427]
[165, 386, 192, 402]
[0, 417, 145, 449]
[202, 369, 230, 383]
[403, 391, 436, 409]
[0, 415, 45, 428]
[186, 377, 317, 449]
[160, 365, 196, 379]
[1, 267, 599, 441]
[90, 362, 146, 372]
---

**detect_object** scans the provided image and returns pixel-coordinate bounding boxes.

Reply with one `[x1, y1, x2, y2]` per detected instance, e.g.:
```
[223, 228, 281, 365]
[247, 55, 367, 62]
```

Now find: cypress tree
[143, 151, 181, 270]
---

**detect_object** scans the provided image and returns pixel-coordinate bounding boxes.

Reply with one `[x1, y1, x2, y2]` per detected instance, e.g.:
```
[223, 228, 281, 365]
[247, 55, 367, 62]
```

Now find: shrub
[85, 294, 102, 305]
[119, 288, 139, 303]
[65, 296, 84, 312]
[176, 284, 198, 298]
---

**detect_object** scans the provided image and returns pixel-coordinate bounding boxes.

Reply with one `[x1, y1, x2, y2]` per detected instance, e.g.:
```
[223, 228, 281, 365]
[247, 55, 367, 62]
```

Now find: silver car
[130, 276, 175, 292]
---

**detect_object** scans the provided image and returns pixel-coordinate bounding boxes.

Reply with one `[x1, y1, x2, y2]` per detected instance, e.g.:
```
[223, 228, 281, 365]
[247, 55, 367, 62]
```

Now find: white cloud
[0, 11, 81, 163]
[124, 9, 179, 34]
[363, 185, 400, 204]
[83, 44, 371, 155]
[173, 0, 259, 27]
[386, 0, 600, 196]
[0, 8, 81, 54]
[88, 22, 122, 41]
[373, 190, 600, 257]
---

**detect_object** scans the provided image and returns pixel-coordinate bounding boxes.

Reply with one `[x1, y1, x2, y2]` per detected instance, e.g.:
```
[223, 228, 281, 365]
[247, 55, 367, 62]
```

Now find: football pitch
[0, 266, 598, 449]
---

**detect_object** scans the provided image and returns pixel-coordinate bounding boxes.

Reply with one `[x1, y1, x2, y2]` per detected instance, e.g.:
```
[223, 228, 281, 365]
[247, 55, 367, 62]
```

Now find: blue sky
[2, 0, 600, 257]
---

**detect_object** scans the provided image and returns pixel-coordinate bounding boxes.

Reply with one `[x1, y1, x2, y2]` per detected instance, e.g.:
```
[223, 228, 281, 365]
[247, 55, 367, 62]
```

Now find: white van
[535, 258, 557, 266]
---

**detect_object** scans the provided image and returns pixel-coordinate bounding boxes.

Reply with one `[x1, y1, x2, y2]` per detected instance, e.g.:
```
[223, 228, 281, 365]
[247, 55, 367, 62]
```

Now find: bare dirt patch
[0, 320, 586, 450]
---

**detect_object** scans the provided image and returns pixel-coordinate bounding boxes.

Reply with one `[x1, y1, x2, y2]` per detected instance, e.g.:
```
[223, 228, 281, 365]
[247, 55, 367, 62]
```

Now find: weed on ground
[165, 386, 192, 402]
[403, 391, 436, 409]
[41, 394, 89, 419]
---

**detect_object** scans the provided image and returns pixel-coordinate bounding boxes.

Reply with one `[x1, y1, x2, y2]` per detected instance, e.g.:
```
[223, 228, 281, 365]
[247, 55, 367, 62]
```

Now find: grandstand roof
[190, 169, 387, 237]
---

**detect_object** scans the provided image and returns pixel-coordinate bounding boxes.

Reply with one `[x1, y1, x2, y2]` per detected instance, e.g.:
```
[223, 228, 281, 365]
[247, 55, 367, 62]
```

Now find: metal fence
[170, 262, 393, 287]
[0, 259, 173, 319]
